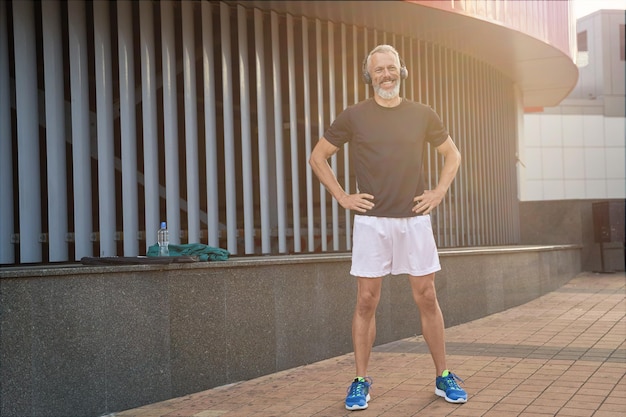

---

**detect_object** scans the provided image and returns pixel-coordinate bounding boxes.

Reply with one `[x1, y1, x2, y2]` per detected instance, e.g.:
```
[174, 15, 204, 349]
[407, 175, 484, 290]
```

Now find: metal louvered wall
[0, 0, 519, 265]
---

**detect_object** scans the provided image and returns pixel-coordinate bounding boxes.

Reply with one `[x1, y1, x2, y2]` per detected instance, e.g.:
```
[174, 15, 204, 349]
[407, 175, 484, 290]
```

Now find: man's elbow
[445, 148, 461, 168]
[309, 153, 323, 173]
[454, 149, 462, 167]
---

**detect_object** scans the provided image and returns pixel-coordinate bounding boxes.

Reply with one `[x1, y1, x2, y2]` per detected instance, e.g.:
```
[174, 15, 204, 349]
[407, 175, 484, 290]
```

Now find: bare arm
[309, 137, 374, 213]
[412, 136, 461, 215]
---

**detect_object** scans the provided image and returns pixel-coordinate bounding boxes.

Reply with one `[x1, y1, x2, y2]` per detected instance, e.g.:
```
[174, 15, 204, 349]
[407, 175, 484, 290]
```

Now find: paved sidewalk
[115, 272, 625, 417]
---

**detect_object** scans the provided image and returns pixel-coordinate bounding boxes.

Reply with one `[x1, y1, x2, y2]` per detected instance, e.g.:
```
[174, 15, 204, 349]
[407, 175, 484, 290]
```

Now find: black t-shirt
[324, 98, 449, 217]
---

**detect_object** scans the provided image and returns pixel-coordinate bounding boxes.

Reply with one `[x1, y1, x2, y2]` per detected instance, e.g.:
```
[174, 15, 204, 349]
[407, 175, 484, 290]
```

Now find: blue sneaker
[345, 377, 372, 410]
[435, 370, 467, 403]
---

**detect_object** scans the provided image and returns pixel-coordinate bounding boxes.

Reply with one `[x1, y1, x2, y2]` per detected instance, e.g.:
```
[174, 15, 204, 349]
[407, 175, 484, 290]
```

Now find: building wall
[0, 246, 581, 417]
[408, 0, 576, 59]
[519, 10, 626, 202]
[1, 0, 538, 265]
[521, 111, 625, 200]
[571, 11, 626, 106]
[520, 199, 624, 272]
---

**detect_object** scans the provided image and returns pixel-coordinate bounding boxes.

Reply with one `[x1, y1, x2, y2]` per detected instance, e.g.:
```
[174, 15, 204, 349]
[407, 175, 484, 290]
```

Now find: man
[309, 44, 467, 410]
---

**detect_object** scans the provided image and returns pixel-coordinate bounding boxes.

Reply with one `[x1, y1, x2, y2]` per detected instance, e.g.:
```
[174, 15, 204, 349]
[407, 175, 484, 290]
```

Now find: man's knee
[410, 278, 438, 308]
[355, 277, 382, 312]
[356, 290, 380, 313]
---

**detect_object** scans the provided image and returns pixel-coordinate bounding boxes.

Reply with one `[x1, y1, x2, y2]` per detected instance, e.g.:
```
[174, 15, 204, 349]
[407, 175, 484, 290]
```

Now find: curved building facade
[0, 0, 578, 264]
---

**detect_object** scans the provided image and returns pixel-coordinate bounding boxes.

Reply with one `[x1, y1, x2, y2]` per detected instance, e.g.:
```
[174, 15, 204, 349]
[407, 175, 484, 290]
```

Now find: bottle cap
[161, 221, 167, 229]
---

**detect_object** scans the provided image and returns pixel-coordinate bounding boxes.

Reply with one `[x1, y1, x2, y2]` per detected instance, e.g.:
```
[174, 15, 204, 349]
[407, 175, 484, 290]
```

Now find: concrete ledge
[0, 245, 581, 417]
[0, 244, 579, 277]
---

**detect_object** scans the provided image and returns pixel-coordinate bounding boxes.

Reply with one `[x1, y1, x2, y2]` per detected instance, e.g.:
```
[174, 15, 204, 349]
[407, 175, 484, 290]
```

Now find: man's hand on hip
[339, 193, 375, 213]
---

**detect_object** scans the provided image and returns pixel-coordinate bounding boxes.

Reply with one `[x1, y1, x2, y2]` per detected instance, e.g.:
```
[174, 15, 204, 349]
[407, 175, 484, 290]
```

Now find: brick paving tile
[597, 402, 626, 413]
[487, 402, 527, 413]
[524, 404, 566, 415]
[592, 412, 625, 417]
[497, 396, 534, 406]
[445, 409, 490, 417]
[113, 272, 625, 417]
[605, 394, 626, 405]
[555, 408, 599, 417]
[531, 397, 571, 408]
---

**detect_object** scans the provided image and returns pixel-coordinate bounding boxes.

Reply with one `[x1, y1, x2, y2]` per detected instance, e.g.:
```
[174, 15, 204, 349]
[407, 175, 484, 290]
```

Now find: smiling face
[368, 51, 402, 101]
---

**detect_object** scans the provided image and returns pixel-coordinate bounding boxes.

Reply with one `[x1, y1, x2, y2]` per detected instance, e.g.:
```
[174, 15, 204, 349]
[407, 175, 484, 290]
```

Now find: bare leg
[352, 277, 383, 377]
[408, 273, 447, 376]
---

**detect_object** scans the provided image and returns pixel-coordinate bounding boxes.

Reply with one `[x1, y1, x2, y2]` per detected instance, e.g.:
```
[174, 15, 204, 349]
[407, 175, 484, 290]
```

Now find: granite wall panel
[104, 272, 172, 411]
[224, 265, 277, 383]
[30, 276, 109, 417]
[0, 280, 33, 417]
[169, 269, 227, 396]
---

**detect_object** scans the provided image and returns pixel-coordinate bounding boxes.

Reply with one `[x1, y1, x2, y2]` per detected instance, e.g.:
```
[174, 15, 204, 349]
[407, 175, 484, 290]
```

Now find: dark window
[577, 31, 588, 52]
[619, 25, 626, 61]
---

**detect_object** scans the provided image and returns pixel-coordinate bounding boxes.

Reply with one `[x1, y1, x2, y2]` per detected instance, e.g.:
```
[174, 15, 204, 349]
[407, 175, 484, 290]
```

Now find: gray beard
[374, 82, 401, 100]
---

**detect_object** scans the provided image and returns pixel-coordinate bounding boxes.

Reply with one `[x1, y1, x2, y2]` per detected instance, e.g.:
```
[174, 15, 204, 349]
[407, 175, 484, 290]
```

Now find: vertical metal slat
[237, 5, 255, 254]
[271, 11, 287, 253]
[254, 9, 270, 254]
[315, 19, 327, 251]
[434, 44, 443, 245]
[220, 2, 237, 254]
[467, 56, 478, 245]
[450, 47, 462, 246]
[363, 27, 369, 100]
[341, 24, 351, 250]
[476, 58, 486, 245]
[482, 65, 497, 243]
[201, 1, 220, 248]
[455, 51, 468, 246]
[42, 0, 68, 261]
[119, 0, 139, 254]
[0, 1, 14, 263]
[182, 0, 200, 244]
[302, 17, 315, 252]
[93, 0, 117, 256]
[13, 0, 42, 262]
[286, 13, 301, 253]
[68, 0, 93, 259]
[327, 21, 339, 251]
[139, 0, 160, 250]
[161, 0, 181, 244]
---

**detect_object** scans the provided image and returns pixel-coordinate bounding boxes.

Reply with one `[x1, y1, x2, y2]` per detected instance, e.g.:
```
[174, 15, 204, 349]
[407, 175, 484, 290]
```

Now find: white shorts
[350, 215, 441, 278]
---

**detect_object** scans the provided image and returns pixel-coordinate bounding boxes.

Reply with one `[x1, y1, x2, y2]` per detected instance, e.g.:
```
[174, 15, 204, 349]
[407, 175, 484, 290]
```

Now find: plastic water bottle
[157, 221, 169, 256]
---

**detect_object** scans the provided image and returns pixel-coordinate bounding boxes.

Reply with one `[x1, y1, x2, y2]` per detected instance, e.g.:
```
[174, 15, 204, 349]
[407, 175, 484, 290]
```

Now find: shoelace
[347, 377, 373, 397]
[443, 373, 464, 389]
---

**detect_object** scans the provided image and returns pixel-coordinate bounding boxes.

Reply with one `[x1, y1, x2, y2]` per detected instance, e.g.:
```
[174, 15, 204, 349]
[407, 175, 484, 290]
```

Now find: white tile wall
[540, 116, 563, 146]
[582, 115, 604, 147]
[607, 179, 626, 197]
[562, 115, 584, 146]
[541, 148, 564, 179]
[584, 148, 607, 179]
[563, 148, 585, 179]
[524, 148, 543, 180]
[605, 149, 626, 178]
[604, 117, 626, 147]
[525, 180, 544, 200]
[521, 113, 626, 201]
[585, 179, 607, 198]
[524, 117, 542, 146]
[565, 180, 587, 199]
[543, 180, 565, 200]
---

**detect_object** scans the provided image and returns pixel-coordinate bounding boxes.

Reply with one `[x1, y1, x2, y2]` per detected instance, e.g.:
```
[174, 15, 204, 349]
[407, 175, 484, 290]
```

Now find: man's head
[363, 45, 407, 100]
